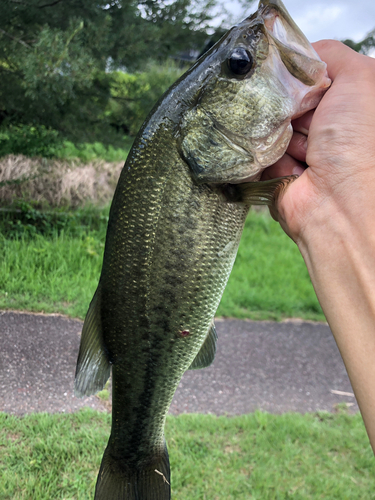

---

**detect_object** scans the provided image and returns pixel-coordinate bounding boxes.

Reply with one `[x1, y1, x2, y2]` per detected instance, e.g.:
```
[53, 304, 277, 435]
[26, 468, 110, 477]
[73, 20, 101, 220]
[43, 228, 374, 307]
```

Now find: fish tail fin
[74, 286, 111, 397]
[95, 440, 171, 500]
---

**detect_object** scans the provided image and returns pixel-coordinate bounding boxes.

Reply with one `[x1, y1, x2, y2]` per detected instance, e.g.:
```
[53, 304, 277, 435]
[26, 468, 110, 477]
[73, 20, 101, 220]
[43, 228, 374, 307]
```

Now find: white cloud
[224, 0, 375, 43]
[295, 5, 344, 25]
[285, 0, 375, 42]
[294, 5, 346, 39]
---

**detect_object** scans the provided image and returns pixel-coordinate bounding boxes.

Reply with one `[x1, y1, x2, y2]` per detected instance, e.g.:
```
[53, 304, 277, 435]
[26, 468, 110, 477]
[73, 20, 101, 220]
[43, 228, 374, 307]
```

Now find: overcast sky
[226, 0, 375, 43]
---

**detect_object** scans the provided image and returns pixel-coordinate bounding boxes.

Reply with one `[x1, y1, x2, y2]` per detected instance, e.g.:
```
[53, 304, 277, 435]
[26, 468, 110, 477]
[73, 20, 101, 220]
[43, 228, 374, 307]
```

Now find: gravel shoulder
[0, 311, 358, 416]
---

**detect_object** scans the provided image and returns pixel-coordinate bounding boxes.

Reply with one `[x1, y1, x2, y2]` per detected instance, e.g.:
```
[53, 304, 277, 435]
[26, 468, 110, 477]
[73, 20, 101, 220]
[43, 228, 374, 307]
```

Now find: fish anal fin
[74, 286, 110, 397]
[189, 322, 218, 370]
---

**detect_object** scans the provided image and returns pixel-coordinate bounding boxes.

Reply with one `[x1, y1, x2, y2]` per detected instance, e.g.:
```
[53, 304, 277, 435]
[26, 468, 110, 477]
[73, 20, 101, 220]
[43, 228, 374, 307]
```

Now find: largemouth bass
[75, 1, 330, 498]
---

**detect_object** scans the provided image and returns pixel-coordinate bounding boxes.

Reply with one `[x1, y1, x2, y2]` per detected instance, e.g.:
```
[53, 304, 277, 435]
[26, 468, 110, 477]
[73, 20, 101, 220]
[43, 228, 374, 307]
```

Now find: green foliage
[0, 124, 61, 158]
[0, 69, 173, 154]
[0, 122, 132, 160]
[0, 410, 373, 499]
[0, 0, 221, 142]
[343, 28, 375, 55]
[54, 139, 132, 162]
[0, 203, 109, 239]
[107, 61, 186, 136]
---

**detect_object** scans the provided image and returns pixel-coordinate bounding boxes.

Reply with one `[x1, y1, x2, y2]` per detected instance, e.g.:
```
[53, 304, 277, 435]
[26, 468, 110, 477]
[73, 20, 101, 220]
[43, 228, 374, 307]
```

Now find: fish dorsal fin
[74, 286, 110, 397]
[188, 322, 218, 370]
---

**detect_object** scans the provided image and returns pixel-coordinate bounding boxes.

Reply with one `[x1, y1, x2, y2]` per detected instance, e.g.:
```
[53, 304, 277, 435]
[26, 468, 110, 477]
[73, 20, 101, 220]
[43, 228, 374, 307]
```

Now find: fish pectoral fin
[95, 439, 171, 500]
[74, 286, 110, 397]
[189, 321, 218, 370]
[238, 175, 297, 208]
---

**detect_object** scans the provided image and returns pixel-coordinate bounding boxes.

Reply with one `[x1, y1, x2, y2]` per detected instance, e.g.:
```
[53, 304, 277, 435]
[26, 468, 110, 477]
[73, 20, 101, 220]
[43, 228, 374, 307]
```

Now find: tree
[343, 29, 375, 56]
[0, 0, 220, 142]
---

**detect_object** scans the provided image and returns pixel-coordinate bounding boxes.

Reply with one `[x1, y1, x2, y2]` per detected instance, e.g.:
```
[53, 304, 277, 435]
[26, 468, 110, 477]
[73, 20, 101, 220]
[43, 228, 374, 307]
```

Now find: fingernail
[292, 166, 305, 177]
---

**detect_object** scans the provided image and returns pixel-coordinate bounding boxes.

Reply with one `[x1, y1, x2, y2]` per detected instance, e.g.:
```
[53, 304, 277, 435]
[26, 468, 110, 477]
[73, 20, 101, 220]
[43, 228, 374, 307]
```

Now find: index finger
[292, 109, 314, 136]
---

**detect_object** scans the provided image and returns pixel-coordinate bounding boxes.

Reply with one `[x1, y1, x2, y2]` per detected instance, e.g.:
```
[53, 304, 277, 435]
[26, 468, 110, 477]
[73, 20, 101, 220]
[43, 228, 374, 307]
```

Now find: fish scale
[74, 1, 331, 498]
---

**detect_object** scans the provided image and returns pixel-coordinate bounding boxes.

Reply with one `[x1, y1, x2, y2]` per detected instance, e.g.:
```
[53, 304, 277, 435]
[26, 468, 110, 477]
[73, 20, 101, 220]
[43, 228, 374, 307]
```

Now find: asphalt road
[0, 311, 358, 415]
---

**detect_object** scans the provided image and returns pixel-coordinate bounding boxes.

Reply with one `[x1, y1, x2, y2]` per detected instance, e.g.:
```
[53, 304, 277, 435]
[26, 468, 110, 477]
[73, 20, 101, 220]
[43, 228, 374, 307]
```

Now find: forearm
[297, 201, 375, 451]
[260, 39, 375, 451]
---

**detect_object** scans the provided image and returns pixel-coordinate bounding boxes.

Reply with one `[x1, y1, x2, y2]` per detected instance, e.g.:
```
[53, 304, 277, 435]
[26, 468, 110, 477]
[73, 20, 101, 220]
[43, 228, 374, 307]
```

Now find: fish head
[179, 0, 331, 183]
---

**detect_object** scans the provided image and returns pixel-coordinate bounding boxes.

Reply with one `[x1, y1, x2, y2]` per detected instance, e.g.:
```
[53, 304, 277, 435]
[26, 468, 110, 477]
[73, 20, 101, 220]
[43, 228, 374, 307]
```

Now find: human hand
[262, 40, 375, 453]
[262, 40, 375, 247]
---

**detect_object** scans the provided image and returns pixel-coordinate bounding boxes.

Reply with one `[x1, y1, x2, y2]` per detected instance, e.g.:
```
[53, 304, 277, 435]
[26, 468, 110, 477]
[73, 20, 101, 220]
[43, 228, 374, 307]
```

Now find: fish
[74, 1, 331, 498]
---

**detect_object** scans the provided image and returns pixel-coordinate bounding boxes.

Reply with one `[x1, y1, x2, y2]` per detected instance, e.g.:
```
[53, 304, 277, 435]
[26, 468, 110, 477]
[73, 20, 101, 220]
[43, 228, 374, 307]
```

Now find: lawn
[0, 410, 373, 500]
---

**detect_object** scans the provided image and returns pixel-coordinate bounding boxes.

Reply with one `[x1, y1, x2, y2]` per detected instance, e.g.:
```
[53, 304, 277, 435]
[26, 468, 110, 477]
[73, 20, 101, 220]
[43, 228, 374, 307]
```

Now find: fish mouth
[230, 0, 332, 178]
[212, 117, 293, 182]
[249, 119, 293, 172]
[258, 0, 331, 117]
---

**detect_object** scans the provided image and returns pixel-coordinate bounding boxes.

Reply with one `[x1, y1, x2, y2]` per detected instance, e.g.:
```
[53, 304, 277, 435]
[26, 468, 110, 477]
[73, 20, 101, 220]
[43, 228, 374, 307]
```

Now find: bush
[0, 125, 132, 162]
[0, 124, 62, 158]
[54, 140, 131, 162]
[107, 61, 186, 136]
[0, 202, 109, 238]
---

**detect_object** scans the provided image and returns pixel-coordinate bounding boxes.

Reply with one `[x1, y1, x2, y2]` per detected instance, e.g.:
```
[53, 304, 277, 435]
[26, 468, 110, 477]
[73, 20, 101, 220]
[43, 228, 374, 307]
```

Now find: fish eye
[228, 48, 253, 76]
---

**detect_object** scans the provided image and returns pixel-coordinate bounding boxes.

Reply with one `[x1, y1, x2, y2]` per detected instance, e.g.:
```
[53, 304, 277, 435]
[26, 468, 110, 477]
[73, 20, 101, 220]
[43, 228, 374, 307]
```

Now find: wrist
[296, 191, 375, 314]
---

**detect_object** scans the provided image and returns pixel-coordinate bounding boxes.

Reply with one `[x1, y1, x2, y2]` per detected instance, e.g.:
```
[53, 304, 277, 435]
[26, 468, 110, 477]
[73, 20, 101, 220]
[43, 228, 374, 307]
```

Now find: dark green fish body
[81, 127, 251, 499]
[97, 139, 250, 499]
[75, 1, 330, 498]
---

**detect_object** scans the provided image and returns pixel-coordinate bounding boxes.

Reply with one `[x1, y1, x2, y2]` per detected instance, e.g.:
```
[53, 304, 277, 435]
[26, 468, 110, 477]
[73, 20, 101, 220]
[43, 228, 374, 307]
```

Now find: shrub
[0, 124, 62, 158]
[0, 201, 109, 238]
[54, 140, 131, 162]
[0, 122, 132, 164]
[107, 61, 186, 136]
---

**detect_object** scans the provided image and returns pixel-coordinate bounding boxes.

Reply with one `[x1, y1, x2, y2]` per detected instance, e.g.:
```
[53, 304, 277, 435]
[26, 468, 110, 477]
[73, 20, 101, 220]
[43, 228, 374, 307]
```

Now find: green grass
[0, 208, 324, 320]
[0, 231, 105, 318]
[217, 211, 324, 321]
[0, 205, 108, 318]
[0, 410, 373, 499]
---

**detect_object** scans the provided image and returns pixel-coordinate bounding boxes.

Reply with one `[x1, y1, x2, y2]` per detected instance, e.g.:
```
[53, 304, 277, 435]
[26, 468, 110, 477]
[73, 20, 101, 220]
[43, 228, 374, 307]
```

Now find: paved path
[0, 311, 358, 416]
